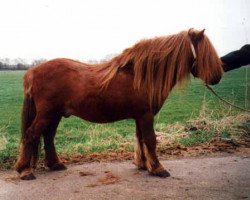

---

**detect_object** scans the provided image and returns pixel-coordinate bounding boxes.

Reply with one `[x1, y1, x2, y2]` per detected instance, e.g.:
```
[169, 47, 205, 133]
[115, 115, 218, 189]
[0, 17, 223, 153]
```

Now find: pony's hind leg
[133, 120, 146, 170]
[43, 115, 66, 171]
[137, 114, 170, 178]
[16, 129, 40, 179]
[30, 137, 41, 169]
[16, 115, 49, 180]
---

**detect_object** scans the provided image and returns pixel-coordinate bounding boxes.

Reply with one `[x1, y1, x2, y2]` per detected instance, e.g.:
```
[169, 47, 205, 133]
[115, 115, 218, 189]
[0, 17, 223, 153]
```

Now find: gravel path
[0, 155, 250, 200]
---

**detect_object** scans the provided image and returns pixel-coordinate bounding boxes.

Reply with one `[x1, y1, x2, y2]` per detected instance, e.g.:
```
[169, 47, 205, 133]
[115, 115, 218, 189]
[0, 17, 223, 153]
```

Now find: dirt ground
[0, 154, 249, 200]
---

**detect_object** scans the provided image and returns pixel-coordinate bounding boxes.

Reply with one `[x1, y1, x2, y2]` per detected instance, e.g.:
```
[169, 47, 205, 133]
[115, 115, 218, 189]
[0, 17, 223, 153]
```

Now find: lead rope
[205, 84, 250, 112]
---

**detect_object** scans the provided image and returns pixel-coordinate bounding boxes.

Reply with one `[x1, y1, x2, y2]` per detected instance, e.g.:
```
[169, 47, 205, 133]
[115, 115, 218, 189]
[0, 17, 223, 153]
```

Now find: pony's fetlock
[20, 168, 36, 180]
[133, 160, 147, 170]
[15, 159, 29, 174]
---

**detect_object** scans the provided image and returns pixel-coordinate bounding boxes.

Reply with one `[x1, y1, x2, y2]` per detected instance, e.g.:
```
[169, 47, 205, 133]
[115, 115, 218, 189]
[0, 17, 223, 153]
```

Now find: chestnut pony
[16, 29, 223, 180]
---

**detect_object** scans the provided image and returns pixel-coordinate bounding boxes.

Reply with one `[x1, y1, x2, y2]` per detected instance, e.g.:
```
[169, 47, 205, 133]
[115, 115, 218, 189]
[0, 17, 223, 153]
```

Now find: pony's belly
[73, 110, 131, 123]
[65, 85, 147, 123]
[71, 102, 134, 123]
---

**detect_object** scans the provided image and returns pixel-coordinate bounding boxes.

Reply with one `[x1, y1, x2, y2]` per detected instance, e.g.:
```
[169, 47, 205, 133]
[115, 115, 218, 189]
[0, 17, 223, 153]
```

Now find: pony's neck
[97, 31, 193, 110]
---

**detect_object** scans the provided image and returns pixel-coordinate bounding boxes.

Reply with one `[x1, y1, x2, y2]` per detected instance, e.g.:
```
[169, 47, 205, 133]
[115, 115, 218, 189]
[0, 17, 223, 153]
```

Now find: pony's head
[188, 28, 223, 85]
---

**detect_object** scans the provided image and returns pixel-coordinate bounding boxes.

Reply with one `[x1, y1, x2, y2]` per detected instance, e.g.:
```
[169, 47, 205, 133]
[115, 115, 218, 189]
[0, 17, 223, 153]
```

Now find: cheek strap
[190, 42, 197, 70]
[190, 42, 197, 59]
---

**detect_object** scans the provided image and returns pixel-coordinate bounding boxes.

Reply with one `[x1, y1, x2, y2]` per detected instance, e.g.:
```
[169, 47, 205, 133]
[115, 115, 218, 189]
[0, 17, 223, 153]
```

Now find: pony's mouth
[207, 76, 221, 85]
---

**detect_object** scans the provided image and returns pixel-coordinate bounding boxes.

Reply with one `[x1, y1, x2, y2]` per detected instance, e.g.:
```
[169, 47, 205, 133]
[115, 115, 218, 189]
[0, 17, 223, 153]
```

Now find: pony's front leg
[133, 120, 146, 170]
[137, 114, 170, 178]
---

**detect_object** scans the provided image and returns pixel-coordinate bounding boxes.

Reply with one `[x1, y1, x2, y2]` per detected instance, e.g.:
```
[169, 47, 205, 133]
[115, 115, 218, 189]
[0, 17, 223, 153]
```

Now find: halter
[190, 42, 197, 59]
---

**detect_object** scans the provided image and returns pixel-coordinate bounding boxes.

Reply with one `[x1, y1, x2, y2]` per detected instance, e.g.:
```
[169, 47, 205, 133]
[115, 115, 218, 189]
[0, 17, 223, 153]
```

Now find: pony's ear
[188, 28, 194, 37]
[188, 28, 205, 42]
[197, 29, 205, 40]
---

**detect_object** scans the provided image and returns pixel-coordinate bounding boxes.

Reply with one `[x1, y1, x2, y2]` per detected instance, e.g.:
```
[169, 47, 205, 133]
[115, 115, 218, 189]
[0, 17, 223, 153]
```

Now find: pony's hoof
[149, 170, 170, 178]
[20, 172, 36, 180]
[49, 163, 67, 171]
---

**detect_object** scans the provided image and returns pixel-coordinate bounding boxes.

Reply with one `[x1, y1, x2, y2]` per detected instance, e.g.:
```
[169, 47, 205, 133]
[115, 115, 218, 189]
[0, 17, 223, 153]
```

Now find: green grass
[0, 68, 249, 168]
[179, 130, 215, 146]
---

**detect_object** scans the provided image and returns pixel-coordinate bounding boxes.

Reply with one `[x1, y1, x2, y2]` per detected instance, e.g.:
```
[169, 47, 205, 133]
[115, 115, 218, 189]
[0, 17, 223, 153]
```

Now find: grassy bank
[0, 68, 249, 169]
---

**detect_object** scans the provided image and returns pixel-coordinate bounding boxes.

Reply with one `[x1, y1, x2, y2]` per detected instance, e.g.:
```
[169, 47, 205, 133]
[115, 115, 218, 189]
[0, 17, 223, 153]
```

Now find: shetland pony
[16, 28, 223, 180]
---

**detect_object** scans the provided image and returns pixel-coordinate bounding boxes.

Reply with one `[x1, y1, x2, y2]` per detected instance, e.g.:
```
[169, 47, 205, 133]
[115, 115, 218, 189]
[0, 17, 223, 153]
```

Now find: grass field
[0, 68, 249, 168]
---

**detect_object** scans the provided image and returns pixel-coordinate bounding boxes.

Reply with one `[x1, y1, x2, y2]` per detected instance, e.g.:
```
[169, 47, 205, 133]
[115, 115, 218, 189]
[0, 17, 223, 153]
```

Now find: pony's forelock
[196, 36, 223, 84]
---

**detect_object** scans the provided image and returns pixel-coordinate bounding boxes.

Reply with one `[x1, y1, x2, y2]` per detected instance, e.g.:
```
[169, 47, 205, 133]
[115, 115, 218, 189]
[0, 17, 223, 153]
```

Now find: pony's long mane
[97, 30, 221, 108]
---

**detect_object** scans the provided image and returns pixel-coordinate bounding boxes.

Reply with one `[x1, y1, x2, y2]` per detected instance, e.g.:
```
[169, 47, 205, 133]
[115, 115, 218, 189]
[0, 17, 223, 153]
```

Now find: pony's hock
[15, 28, 223, 180]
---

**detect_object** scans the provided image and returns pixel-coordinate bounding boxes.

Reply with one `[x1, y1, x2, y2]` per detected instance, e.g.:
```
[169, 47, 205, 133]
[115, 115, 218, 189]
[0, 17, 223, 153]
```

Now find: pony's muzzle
[208, 76, 221, 85]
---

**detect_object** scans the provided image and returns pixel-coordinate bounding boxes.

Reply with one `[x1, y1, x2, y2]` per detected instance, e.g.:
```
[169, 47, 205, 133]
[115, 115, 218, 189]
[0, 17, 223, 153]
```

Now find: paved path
[0, 155, 250, 200]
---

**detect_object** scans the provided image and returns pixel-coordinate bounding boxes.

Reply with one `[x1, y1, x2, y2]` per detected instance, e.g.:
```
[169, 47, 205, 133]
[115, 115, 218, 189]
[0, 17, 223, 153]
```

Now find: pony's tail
[21, 93, 36, 142]
[21, 72, 36, 142]
[16, 72, 37, 172]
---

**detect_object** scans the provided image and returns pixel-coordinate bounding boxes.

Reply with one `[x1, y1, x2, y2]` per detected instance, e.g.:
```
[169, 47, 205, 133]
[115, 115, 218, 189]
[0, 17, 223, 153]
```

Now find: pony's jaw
[207, 75, 221, 85]
[191, 69, 222, 85]
[190, 61, 222, 85]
